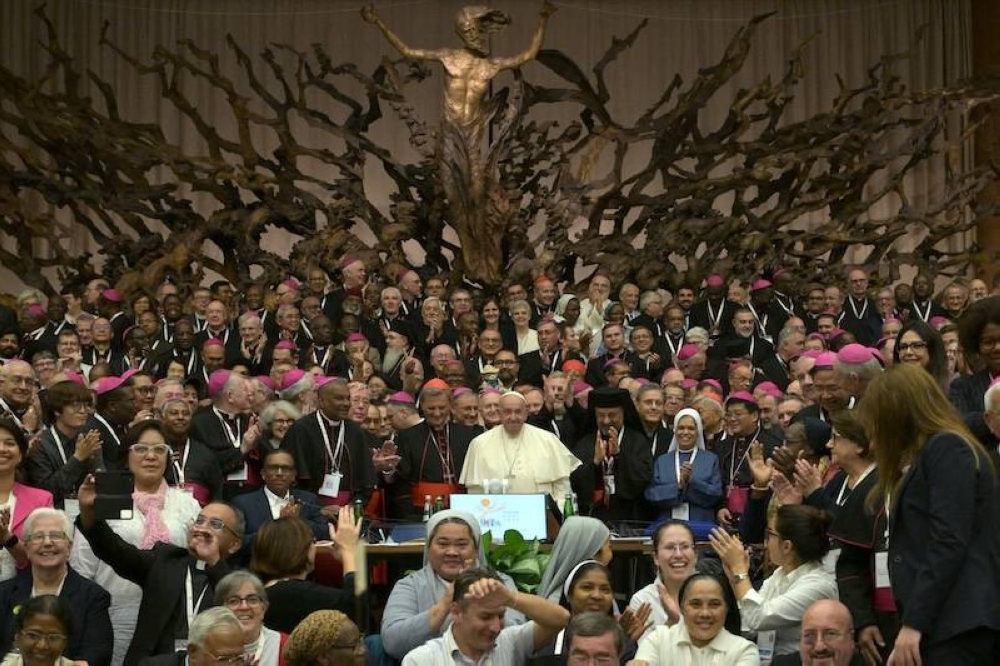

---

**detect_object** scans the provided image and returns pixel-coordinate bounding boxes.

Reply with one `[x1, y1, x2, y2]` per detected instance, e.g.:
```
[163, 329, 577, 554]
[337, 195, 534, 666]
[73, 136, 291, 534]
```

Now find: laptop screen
[449, 494, 548, 543]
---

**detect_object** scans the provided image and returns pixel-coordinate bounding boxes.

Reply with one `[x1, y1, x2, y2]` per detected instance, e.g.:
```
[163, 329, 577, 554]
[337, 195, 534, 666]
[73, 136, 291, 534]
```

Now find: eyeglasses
[5, 377, 33, 387]
[272, 418, 294, 426]
[135, 386, 156, 396]
[494, 360, 517, 366]
[19, 630, 67, 644]
[264, 464, 294, 474]
[193, 515, 240, 539]
[224, 595, 264, 609]
[979, 337, 1000, 351]
[659, 542, 694, 554]
[201, 649, 247, 666]
[66, 401, 92, 411]
[801, 629, 850, 645]
[568, 655, 618, 666]
[897, 341, 928, 353]
[131, 444, 171, 457]
[25, 531, 68, 544]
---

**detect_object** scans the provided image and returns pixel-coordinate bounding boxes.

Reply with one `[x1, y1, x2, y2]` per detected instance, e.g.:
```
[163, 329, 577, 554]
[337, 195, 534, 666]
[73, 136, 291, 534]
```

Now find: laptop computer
[449, 493, 549, 543]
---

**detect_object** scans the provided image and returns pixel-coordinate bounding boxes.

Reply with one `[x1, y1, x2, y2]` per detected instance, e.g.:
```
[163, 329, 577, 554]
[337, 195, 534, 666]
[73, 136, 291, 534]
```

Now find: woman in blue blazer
[645, 408, 723, 525]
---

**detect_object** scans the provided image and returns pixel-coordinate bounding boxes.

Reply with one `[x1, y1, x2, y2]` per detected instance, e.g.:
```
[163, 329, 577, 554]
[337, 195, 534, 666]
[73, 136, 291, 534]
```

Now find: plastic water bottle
[422, 495, 432, 522]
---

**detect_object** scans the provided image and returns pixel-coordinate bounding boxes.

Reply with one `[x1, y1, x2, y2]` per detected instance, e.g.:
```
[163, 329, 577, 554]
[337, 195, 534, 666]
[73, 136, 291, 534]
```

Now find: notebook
[449, 493, 549, 543]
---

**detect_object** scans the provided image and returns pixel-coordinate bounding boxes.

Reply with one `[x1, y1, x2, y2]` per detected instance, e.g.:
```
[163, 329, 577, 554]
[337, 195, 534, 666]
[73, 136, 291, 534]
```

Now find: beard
[0, 348, 18, 359]
[382, 347, 404, 375]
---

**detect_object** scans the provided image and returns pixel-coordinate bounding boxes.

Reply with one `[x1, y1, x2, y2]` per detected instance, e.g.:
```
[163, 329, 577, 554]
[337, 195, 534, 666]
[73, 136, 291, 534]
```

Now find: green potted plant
[481, 529, 551, 593]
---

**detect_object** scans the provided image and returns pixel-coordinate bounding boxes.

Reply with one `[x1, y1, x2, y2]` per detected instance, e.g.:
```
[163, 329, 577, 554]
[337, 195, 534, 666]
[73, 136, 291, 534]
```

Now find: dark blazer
[190, 407, 250, 475]
[82, 412, 127, 471]
[77, 518, 231, 665]
[0, 567, 113, 666]
[887, 432, 1000, 644]
[948, 368, 991, 417]
[571, 427, 653, 522]
[27, 427, 101, 507]
[233, 487, 329, 561]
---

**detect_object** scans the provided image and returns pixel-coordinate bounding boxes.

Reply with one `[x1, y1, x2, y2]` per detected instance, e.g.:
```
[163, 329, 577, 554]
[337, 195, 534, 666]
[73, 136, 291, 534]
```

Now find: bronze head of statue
[454, 6, 511, 56]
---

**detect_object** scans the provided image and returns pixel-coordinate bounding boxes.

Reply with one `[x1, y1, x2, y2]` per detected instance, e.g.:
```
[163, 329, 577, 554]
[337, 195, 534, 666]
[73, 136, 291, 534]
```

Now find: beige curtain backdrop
[0, 0, 973, 291]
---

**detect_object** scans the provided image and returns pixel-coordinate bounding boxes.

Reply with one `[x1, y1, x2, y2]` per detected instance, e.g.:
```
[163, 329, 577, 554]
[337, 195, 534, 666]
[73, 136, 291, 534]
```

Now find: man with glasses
[0, 360, 39, 435]
[714, 392, 779, 531]
[77, 474, 243, 665]
[772, 600, 864, 665]
[232, 448, 327, 563]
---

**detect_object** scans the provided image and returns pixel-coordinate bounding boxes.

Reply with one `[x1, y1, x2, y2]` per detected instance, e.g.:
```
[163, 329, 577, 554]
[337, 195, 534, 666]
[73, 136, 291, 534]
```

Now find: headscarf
[553, 294, 578, 322]
[404, 510, 486, 615]
[537, 516, 611, 601]
[666, 408, 706, 454]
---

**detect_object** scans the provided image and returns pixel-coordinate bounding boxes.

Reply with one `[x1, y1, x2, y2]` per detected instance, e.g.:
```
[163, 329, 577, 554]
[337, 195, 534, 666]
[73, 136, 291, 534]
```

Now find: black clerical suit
[76, 518, 231, 666]
[393, 421, 478, 519]
[570, 427, 653, 523]
[282, 411, 379, 501]
[839, 296, 882, 347]
[189, 407, 251, 476]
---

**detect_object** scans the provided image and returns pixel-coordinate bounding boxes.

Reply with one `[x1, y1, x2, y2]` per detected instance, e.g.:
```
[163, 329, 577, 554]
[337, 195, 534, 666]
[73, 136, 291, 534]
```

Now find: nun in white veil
[644, 408, 723, 524]
[380, 509, 524, 659]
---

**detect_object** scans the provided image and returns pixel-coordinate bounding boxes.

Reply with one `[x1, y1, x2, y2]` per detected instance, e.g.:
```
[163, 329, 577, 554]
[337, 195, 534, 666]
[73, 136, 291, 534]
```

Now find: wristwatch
[2, 534, 18, 550]
[732, 572, 750, 583]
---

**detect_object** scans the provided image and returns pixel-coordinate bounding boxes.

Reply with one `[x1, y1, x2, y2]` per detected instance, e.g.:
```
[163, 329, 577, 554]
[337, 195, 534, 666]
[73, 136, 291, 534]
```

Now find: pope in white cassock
[460, 391, 581, 501]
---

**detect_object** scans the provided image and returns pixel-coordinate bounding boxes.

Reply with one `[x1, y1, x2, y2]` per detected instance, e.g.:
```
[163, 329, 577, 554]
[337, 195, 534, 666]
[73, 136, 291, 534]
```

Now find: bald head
[800, 600, 856, 666]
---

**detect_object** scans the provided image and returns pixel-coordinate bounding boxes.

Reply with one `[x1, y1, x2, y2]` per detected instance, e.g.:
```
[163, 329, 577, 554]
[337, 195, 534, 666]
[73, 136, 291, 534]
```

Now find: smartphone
[94, 470, 135, 521]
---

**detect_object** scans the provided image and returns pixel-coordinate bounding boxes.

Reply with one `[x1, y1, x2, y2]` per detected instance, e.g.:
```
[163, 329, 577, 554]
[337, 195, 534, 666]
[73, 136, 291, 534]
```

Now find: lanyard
[664, 334, 682, 357]
[430, 426, 454, 482]
[774, 292, 796, 316]
[317, 412, 346, 473]
[93, 413, 122, 449]
[172, 438, 192, 486]
[0, 400, 25, 433]
[911, 299, 932, 322]
[213, 408, 241, 449]
[252, 633, 267, 664]
[848, 297, 869, 320]
[728, 427, 759, 484]
[706, 299, 724, 331]
[835, 463, 876, 506]
[185, 567, 209, 630]
[48, 426, 70, 466]
[675, 447, 698, 485]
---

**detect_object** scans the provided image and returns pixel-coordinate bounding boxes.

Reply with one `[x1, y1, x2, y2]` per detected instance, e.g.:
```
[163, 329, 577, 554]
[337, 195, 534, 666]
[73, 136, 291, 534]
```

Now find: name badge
[875, 551, 891, 589]
[604, 474, 616, 497]
[757, 630, 776, 661]
[671, 502, 690, 521]
[319, 472, 343, 498]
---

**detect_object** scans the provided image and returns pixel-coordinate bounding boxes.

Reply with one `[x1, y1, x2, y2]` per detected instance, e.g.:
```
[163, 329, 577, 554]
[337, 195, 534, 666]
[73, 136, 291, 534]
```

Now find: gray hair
[635, 383, 663, 403]
[188, 607, 242, 648]
[638, 291, 661, 311]
[686, 327, 709, 344]
[276, 304, 300, 319]
[214, 570, 268, 607]
[259, 400, 302, 429]
[984, 382, 1000, 413]
[566, 612, 625, 655]
[24, 508, 73, 543]
[238, 312, 262, 327]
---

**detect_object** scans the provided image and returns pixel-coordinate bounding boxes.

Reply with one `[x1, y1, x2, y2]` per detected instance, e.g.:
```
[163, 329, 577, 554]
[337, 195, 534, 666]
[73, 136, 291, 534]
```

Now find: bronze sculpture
[363, 2, 556, 284]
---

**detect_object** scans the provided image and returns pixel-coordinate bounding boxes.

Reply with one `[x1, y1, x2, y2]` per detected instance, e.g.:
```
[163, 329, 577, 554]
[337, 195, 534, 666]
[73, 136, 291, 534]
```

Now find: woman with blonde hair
[855, 363, 1000, 664]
